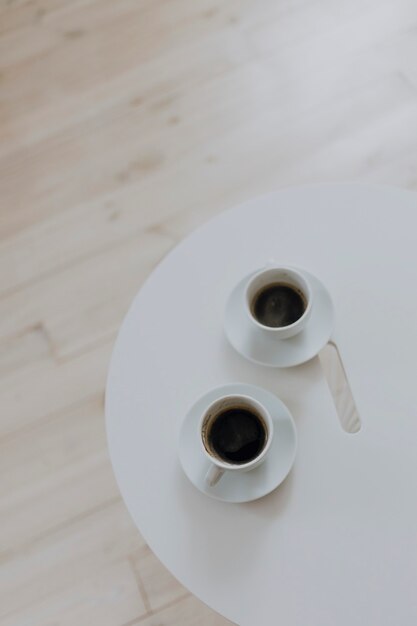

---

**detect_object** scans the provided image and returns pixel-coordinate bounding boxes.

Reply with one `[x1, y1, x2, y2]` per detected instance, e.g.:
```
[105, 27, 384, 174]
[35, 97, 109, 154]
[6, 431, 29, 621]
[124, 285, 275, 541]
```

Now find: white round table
[106, 184, 417, 626]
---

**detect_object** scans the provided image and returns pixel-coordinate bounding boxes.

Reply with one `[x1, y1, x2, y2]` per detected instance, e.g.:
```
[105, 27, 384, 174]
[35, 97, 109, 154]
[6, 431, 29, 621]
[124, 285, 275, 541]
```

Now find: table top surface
[106, 184, 417, 626]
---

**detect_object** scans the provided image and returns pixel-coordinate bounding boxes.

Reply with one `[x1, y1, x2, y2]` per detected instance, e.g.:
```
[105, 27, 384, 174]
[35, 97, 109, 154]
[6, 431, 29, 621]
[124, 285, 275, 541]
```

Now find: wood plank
[0, 40, 252, 238]
[1, 458, 119, 555]
[0, 60, 272, 295]
[0, 182, 175, 297]
[0, 0, 93, 36]
[0, 229, 174, 357]
[2, 1, 415, 238]
[248, 0, 410, 57]
[0, 500, 145, 619]
[45, 232, 174, 358]
[131, 544, 188, 612]
[0, 0, 205, 69]
[285, 99, 417, 187]
[0, 559, 147, 626]
[0, 324, 52, 376]
[134, 594, 234, 626]
[0, 396, 122, 552]
[0, 3, 254, 236]
[157, 73, 417, 240]
[0, 395, 105, 498]
[0, 0, 249, 155]
[0, 340, 111, 438]
[3, 64, 412, 292]
[0, 27, 248, 162]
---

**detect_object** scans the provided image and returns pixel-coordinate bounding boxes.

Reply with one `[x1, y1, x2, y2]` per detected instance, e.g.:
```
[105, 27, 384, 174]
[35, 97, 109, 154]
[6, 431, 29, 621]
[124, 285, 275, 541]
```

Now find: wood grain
[1, 0, 416, 623]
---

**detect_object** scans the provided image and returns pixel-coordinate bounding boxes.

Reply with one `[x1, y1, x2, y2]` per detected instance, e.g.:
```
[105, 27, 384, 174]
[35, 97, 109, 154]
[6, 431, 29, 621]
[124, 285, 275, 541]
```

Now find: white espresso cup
[200, 394, 274, 487]
[245, 266, 313, 339]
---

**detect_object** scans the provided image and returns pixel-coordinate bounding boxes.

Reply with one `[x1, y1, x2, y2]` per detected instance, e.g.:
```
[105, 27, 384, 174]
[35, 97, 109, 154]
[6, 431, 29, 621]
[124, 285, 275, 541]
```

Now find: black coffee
[252, 283, 306, 328]
[206, 408, 267, 464]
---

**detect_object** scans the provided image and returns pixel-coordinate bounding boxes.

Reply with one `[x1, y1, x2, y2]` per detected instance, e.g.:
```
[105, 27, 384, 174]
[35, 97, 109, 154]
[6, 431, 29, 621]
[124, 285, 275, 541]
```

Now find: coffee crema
[204, 407, 267, 465]
[252, 282, 306, 328]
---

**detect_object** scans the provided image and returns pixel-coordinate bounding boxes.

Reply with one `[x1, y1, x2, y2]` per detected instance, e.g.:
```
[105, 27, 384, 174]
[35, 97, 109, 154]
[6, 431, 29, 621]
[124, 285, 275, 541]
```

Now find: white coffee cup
[245, 266, 313, 339]
[200, 394, 274, 487]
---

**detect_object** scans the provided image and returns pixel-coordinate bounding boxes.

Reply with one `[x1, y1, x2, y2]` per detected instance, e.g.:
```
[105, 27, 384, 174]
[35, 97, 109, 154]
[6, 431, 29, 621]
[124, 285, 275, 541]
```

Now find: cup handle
[205, 464, 225, 487]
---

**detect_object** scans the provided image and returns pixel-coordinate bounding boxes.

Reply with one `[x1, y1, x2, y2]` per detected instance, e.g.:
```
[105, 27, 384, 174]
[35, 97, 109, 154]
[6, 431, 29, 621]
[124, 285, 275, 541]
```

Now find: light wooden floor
[1, 0, 417, 624]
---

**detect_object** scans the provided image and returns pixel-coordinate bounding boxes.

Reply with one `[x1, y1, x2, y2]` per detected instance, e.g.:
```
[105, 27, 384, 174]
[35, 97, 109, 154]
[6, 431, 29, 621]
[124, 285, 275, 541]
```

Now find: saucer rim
[178, 383, 297, 503]
[224, 268, 334, 368]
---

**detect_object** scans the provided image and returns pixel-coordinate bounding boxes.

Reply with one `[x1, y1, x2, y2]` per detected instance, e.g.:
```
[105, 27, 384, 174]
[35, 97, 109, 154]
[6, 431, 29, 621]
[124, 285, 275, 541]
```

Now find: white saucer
[224, 269, 334, 368]
[178, 383, 297, 503]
